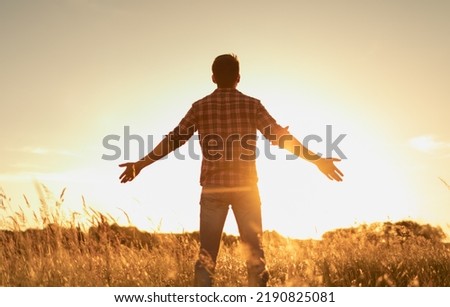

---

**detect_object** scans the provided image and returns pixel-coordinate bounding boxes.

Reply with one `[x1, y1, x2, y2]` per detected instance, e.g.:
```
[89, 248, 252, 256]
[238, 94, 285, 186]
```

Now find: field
[1, 186, 449, 287]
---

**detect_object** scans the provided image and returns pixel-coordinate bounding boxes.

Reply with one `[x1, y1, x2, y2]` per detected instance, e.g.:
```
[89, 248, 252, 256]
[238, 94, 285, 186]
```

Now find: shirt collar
[213, 88, 238, 93]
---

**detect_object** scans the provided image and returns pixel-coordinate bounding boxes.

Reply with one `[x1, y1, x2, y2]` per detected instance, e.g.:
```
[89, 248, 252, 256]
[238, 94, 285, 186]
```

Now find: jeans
[194, 185, 269, 287]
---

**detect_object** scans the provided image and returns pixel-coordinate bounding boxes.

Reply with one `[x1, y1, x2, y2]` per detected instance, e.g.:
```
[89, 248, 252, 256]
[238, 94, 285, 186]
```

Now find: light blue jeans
[194, 185, 269, 286]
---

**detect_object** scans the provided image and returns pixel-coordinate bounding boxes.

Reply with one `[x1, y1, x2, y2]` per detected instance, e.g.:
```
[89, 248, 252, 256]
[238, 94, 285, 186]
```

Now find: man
[119, 54, 343, 286]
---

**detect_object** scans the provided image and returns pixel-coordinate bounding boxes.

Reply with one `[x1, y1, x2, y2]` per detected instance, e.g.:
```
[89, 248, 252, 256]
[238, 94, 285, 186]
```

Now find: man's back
[171, 88, 282, 187]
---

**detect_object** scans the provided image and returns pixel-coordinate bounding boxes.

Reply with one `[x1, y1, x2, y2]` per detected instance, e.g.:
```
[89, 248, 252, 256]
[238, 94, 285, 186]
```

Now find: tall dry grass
[0, 184, 449, 286]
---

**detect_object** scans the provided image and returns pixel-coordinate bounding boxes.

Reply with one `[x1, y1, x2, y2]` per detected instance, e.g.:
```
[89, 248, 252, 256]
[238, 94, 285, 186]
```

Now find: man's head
[212, 54, 240, 88]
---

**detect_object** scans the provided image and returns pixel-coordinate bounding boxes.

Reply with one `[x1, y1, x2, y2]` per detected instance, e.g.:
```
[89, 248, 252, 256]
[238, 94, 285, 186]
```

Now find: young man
[119, 54, 343, 286]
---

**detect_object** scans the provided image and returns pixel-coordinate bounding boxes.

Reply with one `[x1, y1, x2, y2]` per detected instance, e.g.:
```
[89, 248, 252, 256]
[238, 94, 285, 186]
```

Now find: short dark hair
[212, 54, 239, 87]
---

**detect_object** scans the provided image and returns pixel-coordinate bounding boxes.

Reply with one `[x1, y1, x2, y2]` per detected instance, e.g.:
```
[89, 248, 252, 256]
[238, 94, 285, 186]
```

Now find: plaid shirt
[169, 88, 285, 187]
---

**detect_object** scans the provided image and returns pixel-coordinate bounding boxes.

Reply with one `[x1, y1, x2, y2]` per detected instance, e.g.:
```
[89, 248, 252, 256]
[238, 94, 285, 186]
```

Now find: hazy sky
[1, 0, 449, 238]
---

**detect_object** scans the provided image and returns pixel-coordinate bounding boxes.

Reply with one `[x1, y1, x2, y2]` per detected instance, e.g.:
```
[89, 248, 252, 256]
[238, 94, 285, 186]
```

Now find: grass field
[1, 186, 449, 287]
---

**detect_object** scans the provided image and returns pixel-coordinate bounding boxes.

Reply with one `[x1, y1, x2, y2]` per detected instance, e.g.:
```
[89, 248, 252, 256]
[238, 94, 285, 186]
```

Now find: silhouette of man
[119, 54, 343, 286]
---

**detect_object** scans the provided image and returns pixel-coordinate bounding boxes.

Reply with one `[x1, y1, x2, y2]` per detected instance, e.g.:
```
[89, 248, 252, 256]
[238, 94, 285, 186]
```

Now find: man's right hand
[119, 161, 145, 183]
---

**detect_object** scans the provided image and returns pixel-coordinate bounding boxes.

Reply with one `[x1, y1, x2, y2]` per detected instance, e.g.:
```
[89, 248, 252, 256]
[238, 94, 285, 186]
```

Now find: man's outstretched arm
[256, 102, 343, 181]
[277, 131, 344, 181]
[119, 106, 196, 184]
[119, 134, 175, 183]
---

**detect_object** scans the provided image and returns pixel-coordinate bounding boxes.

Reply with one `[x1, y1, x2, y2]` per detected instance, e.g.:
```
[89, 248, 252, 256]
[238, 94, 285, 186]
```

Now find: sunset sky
[1, 0, 449, 239]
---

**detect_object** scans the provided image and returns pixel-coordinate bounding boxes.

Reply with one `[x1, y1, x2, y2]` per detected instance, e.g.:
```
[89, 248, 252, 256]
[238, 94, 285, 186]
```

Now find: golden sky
[1, 0, 449, 238]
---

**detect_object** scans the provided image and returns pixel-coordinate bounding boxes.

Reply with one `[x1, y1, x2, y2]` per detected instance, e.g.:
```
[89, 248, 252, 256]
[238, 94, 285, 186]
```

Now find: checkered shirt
[168, 88, 285, 187]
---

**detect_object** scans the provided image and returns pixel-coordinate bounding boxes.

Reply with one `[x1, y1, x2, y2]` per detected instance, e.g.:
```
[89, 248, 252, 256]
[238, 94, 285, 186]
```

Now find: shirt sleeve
[167, 104, 197, 149]
[256, 101, 289, 145]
